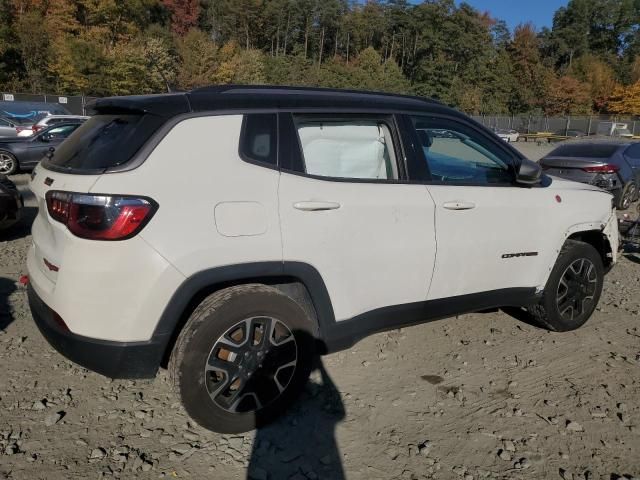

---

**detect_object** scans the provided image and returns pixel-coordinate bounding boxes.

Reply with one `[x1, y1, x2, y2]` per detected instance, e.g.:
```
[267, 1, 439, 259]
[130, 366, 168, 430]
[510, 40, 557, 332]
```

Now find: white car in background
[17, 115, 89, 137]
[493, 127, 519, 142]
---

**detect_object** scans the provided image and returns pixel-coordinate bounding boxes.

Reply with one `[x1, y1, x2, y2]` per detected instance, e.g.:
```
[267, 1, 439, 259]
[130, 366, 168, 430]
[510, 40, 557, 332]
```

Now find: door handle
[442, 201, 476, 210]
[293, 201, 341, 211]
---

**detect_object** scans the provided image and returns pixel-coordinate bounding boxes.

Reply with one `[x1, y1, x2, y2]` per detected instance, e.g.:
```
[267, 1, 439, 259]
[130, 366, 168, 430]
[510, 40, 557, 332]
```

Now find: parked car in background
[0, 117, 33, 138]
[555, 129, 586, 138]
[0, 123, 81, 175]
[26, 86, 618, 434]
[0, 174, 22, 230]
[596, 122, 634, 138]
[17, 115, 88, 137]
[493, 127, 519, 142]
[540, 141, 640, 210]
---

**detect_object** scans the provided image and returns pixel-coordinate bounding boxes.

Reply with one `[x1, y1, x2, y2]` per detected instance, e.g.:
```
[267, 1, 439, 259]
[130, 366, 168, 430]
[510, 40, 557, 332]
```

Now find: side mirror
[40, 134, 51, 142]
[515, 158, 542, 186]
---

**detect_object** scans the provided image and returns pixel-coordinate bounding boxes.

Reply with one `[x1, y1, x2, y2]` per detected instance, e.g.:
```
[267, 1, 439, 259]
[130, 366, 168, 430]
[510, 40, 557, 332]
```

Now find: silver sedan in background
[540, 141, 640, 210]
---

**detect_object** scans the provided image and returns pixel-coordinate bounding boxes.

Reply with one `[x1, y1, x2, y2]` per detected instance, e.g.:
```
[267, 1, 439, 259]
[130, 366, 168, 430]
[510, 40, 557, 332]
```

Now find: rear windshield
[44, 113, 164, 171]
[548, 144, 620, 158]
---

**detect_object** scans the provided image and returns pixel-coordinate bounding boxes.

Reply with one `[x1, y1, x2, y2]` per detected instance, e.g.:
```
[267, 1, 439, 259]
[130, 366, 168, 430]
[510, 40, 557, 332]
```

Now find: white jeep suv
[26, 86, 619, 433]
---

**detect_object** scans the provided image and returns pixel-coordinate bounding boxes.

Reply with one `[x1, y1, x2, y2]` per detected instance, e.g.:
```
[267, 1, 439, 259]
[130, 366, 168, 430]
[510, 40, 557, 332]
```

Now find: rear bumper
[27, 283, 165, 378]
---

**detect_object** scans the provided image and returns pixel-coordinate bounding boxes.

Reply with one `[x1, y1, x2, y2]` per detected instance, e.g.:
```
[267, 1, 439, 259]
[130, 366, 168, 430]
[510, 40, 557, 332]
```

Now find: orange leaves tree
[607, 82, 640, 115]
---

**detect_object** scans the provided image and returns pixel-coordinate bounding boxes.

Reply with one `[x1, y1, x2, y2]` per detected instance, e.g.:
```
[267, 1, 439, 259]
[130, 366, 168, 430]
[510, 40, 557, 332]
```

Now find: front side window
[410, 116, 514, 185]
[293, 116, 398, 180]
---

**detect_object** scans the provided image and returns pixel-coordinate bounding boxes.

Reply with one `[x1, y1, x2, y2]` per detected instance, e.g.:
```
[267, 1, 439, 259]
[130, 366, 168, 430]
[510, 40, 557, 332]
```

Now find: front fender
[538, 209, 618, 292]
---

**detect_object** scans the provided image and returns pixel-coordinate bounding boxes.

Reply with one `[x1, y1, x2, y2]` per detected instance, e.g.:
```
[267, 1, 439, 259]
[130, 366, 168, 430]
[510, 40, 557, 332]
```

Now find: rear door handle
[442, 201, 476, 210]
[293, 201, 341, 211]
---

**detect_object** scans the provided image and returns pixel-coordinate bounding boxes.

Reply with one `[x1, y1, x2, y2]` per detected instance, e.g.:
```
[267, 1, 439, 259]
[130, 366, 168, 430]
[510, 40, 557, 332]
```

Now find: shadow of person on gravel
[247, 358, 346, 480]
[0, 277, 16, 331]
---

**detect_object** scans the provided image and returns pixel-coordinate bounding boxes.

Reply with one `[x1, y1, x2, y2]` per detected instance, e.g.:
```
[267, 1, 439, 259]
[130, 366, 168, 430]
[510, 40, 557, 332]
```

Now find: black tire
[617, 182, 637, 210]
[0, 151, 18, 176]
[169, 284, 315, 433]
[528, 240, 604, 332]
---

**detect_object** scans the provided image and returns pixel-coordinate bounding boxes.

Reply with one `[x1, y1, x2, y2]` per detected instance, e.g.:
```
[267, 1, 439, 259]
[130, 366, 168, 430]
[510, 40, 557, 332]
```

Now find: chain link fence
[2, 91, 639, 137]
[1, 92, 97, 117]
[471, 114, 640, 136]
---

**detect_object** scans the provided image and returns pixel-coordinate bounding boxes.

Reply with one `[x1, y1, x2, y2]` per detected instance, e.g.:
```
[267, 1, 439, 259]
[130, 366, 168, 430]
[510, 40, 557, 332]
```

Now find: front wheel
[528, 240, 604, 331]
[169, 284, 315, 433]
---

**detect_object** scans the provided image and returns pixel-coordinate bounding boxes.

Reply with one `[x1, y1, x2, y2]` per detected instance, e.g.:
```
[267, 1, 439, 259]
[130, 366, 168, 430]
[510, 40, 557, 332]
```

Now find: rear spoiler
[87, 93, 191, 117]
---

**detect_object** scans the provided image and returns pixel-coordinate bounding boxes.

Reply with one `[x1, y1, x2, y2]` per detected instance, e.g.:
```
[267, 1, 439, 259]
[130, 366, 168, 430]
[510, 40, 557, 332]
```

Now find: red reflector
[19, 275, 29, 285]
[45, 191, 157, 241]
[582, 164, 619, 174]
[43, 258, 59, 272]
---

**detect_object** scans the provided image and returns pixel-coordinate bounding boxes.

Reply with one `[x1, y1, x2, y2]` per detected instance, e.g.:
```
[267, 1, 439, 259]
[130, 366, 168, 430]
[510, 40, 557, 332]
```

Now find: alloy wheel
[622, 183, 637, 209]
[204, 316, 297, 413]
[556, 258, 598, 321]
[0, 153, 15, 175]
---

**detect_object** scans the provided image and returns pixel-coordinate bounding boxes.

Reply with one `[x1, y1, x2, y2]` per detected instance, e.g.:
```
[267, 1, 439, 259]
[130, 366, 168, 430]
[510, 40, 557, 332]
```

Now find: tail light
[45, 191, 157, 240]
[32, 125, 42, 134]
[582, 164, 619, 174]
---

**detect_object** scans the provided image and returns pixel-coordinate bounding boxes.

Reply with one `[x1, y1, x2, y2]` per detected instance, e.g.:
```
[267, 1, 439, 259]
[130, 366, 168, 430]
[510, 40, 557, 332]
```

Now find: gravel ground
[1, 170, 639, 480]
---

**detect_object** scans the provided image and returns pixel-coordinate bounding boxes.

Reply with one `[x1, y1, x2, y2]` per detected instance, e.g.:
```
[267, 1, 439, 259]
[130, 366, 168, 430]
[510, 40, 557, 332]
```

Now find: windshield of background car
[44, 113, 164, 171]
[548, 144, 620, 158]
[40, 124, 78, 139]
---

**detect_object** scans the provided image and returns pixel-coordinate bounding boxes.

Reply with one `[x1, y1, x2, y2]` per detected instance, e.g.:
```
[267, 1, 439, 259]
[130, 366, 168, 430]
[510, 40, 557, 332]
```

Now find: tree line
[0, 0, 639, 115]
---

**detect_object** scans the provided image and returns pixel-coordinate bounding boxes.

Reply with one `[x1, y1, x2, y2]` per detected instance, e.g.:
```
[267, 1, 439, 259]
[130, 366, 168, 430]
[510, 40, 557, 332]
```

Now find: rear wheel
[528, 240, 604, 331]
[169, 284, 315, 433]
[0, 151, 17, 175]
[617, 182, 637, 210]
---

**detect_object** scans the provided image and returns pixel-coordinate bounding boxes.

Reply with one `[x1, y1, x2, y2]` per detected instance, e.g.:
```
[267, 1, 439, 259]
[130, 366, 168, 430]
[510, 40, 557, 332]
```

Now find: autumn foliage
[608, 82, 640, 115]
[162, 0, 200, 35]
[0, 0, 638, 114]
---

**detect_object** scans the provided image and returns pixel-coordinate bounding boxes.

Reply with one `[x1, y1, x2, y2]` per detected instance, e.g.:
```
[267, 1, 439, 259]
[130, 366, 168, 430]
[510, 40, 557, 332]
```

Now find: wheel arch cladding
[566, 230, 613, 268]
[155, 262, 336, 367]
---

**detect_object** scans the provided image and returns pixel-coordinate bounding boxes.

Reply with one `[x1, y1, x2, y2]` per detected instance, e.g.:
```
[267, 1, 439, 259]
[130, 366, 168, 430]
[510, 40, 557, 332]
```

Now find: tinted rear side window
[239, 114, 277, 166]
[548, 144, 621, 158]
[45, 114, 164, 171]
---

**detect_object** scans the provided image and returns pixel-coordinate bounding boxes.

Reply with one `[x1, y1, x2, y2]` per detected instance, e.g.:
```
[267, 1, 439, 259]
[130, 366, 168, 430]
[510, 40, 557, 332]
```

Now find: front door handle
[442, 201, 476, 210]
[293, 201, 341, 211]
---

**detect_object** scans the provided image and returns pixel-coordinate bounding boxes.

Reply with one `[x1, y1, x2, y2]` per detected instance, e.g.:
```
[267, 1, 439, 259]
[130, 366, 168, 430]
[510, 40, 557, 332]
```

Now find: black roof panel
[89, 85, 451, 118]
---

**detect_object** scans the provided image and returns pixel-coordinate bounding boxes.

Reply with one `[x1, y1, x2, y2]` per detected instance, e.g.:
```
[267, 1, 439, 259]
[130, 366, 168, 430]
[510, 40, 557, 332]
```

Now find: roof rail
[189, 84, 441, 105]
